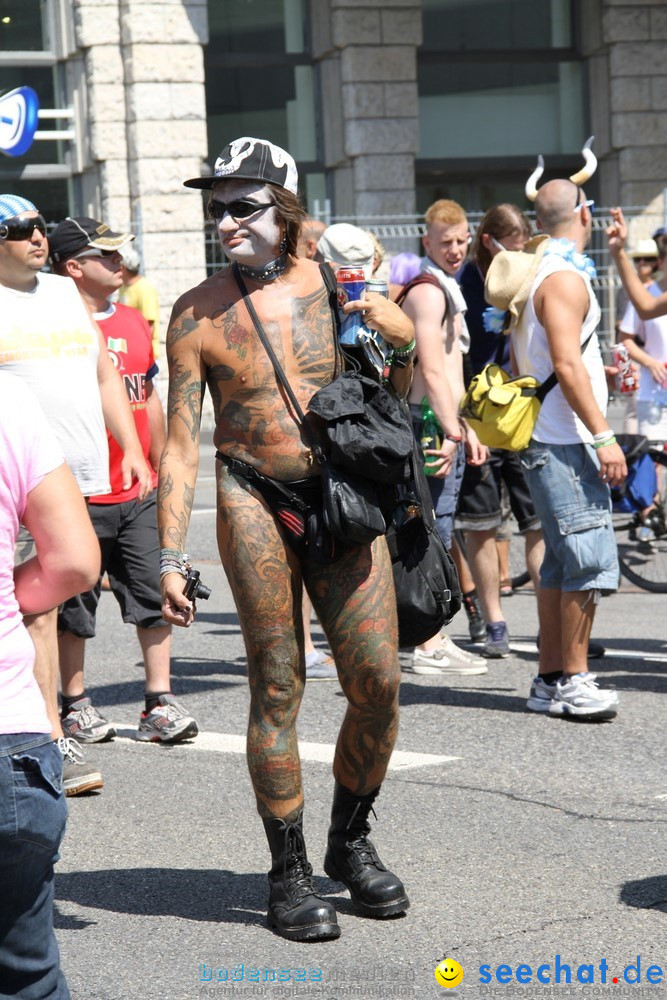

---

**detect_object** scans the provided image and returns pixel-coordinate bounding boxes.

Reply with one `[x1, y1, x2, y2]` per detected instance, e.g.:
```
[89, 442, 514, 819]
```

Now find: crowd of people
[1, 132, 665, 990]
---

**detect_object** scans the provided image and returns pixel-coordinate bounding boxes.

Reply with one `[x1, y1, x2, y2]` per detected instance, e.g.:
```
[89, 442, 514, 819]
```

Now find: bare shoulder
[168, 269, 235, 345]
[401, 278, 446, 320]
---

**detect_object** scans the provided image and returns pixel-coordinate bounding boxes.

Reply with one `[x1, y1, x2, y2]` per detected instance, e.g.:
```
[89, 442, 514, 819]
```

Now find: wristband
[160, 549, 189, 578]
[593, 436, 616, 449]
[392, 339, 416, 355]
[444, 434, 462, 443]
[593, 430, 613, 442]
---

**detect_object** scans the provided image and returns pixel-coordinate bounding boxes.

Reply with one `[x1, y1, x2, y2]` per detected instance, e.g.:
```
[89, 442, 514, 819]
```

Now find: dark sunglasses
[207, 199, 274, 221]
[634, 257, 656, 265]
[0, 214, 47, 241]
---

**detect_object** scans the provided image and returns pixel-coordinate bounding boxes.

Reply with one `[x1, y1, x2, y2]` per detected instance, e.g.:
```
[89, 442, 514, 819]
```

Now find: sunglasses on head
[0, 214, 47, 241]
[207, 199, 274, 221]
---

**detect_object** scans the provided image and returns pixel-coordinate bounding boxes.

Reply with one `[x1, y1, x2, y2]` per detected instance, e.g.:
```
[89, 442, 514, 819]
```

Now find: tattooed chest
[205, 289, 336, 423]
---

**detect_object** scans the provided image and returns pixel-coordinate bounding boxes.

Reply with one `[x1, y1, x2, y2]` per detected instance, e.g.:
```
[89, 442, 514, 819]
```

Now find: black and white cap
[183, 136, 299, 194]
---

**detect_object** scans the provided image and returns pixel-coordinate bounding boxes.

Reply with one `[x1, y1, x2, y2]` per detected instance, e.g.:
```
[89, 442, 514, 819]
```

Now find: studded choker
[236, 252, 288, 283]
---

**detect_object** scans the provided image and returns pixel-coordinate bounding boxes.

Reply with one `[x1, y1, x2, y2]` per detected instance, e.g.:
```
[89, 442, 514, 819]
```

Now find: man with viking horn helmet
[513, 139, 627, 721]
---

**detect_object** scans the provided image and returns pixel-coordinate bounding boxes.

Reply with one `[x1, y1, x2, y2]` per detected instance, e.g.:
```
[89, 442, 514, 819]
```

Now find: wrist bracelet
[444, 434, 462, 443]
[392, 339, 416, 355]
[593, 436, 616, 449]
[593, 430, 613, 442]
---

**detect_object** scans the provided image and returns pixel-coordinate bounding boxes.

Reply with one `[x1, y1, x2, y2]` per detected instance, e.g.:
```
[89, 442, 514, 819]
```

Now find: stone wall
[70, 0, 209, 353]
[310, 0, 421, 218]
[583, 0, 667, 238]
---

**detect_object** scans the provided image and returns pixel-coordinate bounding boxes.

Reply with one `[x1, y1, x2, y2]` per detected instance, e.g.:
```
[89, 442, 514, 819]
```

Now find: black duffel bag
[308, 371, 414, 485]
[387, 434, 462, 648]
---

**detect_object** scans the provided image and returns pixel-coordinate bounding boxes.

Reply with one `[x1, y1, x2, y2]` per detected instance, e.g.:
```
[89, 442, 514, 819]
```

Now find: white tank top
[511, 254, 607, 445]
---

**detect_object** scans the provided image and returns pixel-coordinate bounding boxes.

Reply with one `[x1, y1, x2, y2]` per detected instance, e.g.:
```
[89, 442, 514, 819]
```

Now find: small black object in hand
[183, 568, 211, 601]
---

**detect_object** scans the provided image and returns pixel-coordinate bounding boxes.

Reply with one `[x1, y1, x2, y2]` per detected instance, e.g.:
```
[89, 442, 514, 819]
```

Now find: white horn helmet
[524, 137, 597, 202]
[569, 136, 597, 186]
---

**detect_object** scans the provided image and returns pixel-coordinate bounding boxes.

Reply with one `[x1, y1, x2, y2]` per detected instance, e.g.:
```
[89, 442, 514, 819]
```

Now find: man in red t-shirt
[50, 217, 198, 744]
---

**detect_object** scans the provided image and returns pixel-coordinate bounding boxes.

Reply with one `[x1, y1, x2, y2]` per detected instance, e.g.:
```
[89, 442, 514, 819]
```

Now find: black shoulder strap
[232, 263, 326, 462]
[535, 331, 595, 402]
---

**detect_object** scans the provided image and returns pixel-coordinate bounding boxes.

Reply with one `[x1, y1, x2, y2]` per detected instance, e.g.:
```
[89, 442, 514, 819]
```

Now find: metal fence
[203, 206, 665, 348]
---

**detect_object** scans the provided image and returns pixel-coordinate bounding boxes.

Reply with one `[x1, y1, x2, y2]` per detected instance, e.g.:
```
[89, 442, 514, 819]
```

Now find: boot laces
[279, 820, 318, 901]
[345, 802, 386, 871]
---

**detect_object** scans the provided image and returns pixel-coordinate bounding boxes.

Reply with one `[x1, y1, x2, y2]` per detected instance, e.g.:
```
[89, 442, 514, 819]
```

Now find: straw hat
[628, 239, 658, 260]
[484, 234, 550, 320]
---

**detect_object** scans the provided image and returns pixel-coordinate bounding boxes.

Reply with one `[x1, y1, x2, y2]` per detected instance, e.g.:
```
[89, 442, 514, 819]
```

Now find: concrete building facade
[1, 0, 665, 344]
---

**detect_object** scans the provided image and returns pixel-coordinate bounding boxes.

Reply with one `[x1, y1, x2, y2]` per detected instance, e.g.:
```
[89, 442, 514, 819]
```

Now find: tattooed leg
[304, 537, 400, 795]
[216, 466, 306, 819]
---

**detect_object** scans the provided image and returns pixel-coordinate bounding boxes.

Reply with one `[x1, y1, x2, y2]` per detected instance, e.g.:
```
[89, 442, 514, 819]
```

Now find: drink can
[366, 278, 389, 298]
[336, 267, 366, 345]
[613, 344, 636, 393]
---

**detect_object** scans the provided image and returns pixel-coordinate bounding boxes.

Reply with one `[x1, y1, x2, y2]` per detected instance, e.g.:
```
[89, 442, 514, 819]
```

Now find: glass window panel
[418, 60, 584, 159]
[0, 0, 49, 52]
[207, 0, 305, 56]
[420, 0, 571, 52]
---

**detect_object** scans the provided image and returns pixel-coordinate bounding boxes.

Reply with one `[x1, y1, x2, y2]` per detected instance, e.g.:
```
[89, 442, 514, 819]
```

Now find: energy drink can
[337, 267, 366, 345]
[613, 343, 636, 393]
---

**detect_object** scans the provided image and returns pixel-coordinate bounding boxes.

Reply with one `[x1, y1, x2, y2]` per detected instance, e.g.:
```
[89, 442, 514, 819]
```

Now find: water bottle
[648, 383, 667, 424]
[420, 397, 442, 477]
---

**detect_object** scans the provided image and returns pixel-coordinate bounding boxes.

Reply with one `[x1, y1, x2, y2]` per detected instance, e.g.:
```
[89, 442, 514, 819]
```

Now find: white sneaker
[439, 634, 488, 668]
[549, 672, 618, 721]
[407, 641, 488, 676]
[526, 676, 558, 713]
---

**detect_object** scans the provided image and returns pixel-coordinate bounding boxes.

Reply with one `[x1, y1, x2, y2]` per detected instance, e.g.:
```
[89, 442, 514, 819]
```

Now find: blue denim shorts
[410, 407, 465, 550]
[520, 441, 619, 592]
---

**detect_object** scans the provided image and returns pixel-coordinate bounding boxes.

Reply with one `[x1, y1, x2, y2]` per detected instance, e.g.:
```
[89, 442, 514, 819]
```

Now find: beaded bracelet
[593, 436, 616, 449]
[393, 339, 416, 355]
[159, 548, 189, 578]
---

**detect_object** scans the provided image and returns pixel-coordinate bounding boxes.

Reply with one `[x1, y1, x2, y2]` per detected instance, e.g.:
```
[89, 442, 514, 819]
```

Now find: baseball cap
[0, 194, 38, 223]
[49, 216, 134, 264]
[652, 227, 666, 240]
[317, 224, 375, 270]
[120, 245, 141, 271]
[183, 136, 298, 194]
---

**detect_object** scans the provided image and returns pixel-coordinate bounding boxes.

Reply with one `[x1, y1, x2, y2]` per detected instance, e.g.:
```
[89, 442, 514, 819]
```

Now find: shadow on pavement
[55, 868, 270, 927]
[620, 875, 667, 913]
[398, 682, 527, 713]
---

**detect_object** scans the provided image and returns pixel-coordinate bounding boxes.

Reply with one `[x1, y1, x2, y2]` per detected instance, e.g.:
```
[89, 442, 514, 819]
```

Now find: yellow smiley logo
[435, 959, 463, 988]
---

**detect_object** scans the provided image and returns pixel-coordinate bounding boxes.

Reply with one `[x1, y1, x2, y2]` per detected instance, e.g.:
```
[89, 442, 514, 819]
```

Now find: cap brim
[88, 232, 134, 251]
[183, 177, 216, 190]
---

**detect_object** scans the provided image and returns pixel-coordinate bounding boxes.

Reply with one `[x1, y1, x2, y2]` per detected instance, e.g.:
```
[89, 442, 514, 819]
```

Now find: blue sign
[0, 86, 40, 157]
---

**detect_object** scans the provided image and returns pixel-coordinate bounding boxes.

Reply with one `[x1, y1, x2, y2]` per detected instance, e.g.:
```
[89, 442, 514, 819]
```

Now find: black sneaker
[462, 591, 485, 643]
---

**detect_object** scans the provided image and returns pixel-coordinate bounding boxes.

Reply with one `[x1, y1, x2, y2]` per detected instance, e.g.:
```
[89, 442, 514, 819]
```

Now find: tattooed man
[157, 138, 415, 941]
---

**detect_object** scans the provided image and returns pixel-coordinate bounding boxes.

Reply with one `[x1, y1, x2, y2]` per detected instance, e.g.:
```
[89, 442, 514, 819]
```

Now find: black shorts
[58, 491, 165, 638]
[456, 449, 540, 534]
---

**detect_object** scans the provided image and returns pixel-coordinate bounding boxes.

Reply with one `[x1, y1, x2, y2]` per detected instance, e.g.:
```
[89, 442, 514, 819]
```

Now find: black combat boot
[263, 811, 340, 941]
[323, 782, 409, 918]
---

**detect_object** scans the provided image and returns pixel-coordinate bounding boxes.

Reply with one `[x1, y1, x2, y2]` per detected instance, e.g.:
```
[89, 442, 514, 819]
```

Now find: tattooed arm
[158, 302, 205, 627]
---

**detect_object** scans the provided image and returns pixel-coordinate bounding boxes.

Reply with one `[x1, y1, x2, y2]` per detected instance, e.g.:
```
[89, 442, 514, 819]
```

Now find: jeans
[410, 407, 465, 550]
[0, 734, 70, 999]
[520, 441, 619, 593]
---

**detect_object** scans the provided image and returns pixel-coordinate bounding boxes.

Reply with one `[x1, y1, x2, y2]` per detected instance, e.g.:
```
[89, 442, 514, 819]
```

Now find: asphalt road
[55, 432, 667, 1000]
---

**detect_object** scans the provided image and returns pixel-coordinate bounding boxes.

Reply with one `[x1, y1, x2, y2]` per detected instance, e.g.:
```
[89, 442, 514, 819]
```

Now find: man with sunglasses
[0, 195, 153, 795]
[158, 137, 414, 942]
[48, 216, 198, 748]
[511, 179, 626, 721]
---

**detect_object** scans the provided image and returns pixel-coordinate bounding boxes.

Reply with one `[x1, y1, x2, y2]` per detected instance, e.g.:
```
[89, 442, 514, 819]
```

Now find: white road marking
[510, 641, 667, 662]
[110, 727, 459, 770]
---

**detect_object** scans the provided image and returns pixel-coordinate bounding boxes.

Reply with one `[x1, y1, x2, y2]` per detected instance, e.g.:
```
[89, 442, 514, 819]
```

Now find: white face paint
[209, 179, 283, 266]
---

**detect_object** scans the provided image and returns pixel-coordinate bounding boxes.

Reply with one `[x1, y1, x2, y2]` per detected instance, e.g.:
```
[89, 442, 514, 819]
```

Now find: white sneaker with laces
[548, 672, 618, 720]
[439, 634, 487, 668]
[526, 676, 558, 713]
[407, 641, 488, 676]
